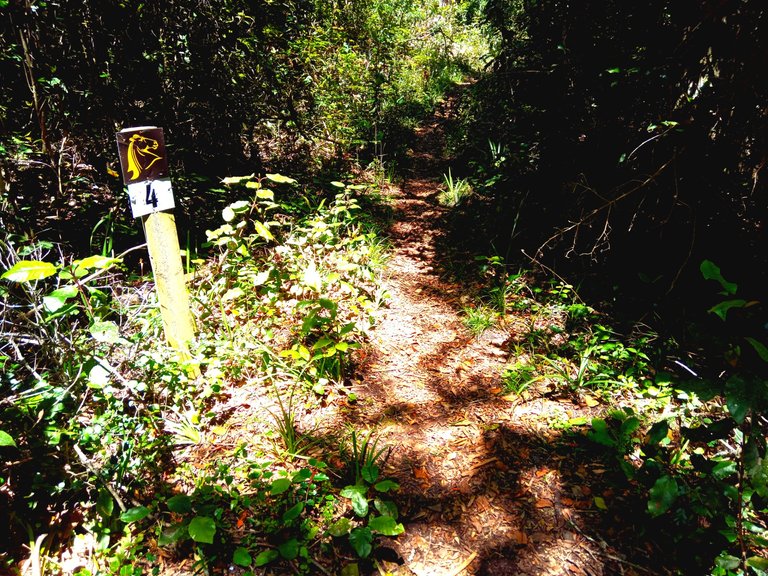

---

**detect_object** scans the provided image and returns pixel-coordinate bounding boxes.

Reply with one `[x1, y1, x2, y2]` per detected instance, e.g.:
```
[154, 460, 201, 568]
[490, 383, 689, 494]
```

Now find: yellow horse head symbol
[126, 133, 163, 180]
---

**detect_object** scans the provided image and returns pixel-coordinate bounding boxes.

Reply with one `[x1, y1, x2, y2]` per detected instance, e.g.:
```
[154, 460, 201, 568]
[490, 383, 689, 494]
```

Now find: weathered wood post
[116, 127, 197, 366]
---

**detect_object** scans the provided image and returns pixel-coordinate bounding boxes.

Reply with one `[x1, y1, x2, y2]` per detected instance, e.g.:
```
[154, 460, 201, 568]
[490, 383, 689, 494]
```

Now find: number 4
[145, 182, 158, 208]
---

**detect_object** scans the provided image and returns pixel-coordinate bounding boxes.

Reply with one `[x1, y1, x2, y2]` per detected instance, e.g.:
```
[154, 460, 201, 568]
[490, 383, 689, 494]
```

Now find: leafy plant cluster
[0, 174, 400, 574]
[463, 256, 654, 400]
[467, 254, 768, 572]
[579, 262, 768, 575]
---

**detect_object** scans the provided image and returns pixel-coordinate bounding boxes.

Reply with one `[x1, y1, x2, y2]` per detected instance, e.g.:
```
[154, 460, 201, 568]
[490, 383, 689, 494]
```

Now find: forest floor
[324, 91, 666, 576]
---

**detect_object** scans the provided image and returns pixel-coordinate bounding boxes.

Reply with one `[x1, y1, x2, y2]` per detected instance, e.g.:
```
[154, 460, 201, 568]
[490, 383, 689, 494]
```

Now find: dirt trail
[346, 92, 659, 576]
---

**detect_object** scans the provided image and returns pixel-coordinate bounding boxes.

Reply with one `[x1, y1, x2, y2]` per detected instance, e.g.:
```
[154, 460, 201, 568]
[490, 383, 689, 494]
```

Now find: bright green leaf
[368, 515, 404, 536]
[374, 498, 398, 519]
[221, 175, 254, 185]
[254, 549, 279, 566]
[373, 480, 399, 493]
[120, 506, 151, 523]
[257, 189, 274, 200]
[43, 285, 78, 312]
[222, 207, 236, 222]
[0, 430, 16, 447]
[282, 502, 304, 524]
[2, 260, 57, 282]
[254, 220, 274, 241]
[232, 547, 252, 567]
[97, 489, 114, 519]
[266, 173, 297, 185]
[341, 485, 369, 517]
[270, 478, 291, 496]
[748, 557, 768, 571]
[74, 255, 119, 272]
[700, 260, 738, 295]
[593, 496, 608, 510]
[709, 299, 748, 321]
[188, 516, 216, 544]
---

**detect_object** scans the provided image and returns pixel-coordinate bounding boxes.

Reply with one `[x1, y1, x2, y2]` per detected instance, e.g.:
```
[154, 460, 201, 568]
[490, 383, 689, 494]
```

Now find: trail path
[346, 92, 658, 576]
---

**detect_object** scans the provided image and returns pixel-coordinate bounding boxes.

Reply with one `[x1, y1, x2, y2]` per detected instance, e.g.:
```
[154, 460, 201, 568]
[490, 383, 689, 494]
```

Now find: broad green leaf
[341, 485, 369, 517]
[0, 430, 16, 447]
[368, 515, 404, 536]
[709, 299, 748, 321]
[374, 498, 398, 519]
[232, 547, 252, 567]
[647, 475, 678, 516]
[256, 189, 274, 200]
[245, 181, 261, 189]
[328, 517, 352, 537]
[254, 549, 279, 566]
[587, 418, 615, 447]
[266, 173, 297, 184]
[292, 468, 313, 482]
[188, 516, 216, 544]
[278, 538, 299, 560]
[90, 321, 120, 344]
[348, 527, 373, 558]
[373, 480, 399, 493]
[330, 181, 346, 188]
[748, 557, 768, 571]
[700, 260, 738, 295]
[2, 260, 57, 282]
[646, 420, 669, 445]
[282, 502, 304, 523]
[74, 255, 119, 272]
[221, 175, 254, 185]
[43, 285, 78, 312]
[97, 489, 114, 519]
[270, 478, 291, 495]
[715, 554, 740, 570]
[166, 494, 192, 514]
[120, 506, 151, 523]
[254, 220, 274, 241]
[222, 207, 236, 222]
[746, 337, 768, 363]
[593, 496, 608, 510]
[712, 460, 737, 480]
[228, 200, 250, 212]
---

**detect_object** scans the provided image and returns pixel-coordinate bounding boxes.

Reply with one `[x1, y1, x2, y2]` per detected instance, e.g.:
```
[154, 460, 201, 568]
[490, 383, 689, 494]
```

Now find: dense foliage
[0, 0, 484, 250]
[455, 0, 767, 309]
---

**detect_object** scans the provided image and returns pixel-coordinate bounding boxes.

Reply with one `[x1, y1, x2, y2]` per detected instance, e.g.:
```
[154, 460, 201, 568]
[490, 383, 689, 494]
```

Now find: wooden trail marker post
[116, 127, 197, 366]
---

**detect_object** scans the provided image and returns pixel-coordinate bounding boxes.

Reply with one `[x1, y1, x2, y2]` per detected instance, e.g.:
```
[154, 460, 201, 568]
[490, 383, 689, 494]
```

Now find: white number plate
[126, 178, 175, 218]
